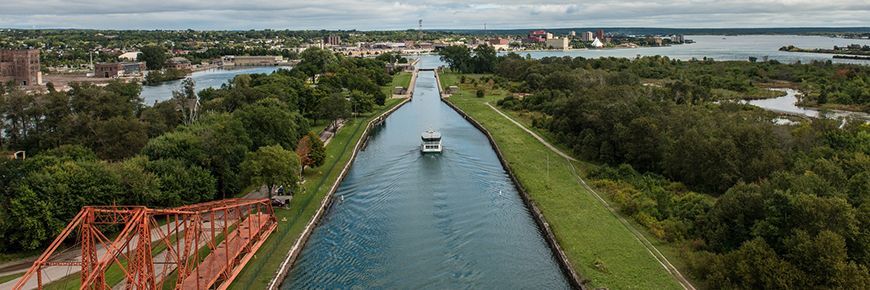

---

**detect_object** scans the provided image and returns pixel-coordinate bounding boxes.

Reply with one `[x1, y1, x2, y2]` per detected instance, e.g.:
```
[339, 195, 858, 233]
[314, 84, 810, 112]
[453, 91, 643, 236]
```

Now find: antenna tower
[418, 20, 423, 40]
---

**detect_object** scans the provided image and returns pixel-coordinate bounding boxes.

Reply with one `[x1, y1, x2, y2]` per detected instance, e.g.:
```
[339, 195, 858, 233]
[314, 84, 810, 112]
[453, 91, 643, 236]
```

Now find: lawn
[381, 72, 412, 96]
[227, 97, 406, 290]
[440, 72, 685, 290]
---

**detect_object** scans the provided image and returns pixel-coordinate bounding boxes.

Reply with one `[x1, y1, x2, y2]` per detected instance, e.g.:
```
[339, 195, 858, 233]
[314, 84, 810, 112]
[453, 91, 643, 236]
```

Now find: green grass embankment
[381, 72, 412, 96]
[439, 72, 684, 290]
[227, 97, 405, 290]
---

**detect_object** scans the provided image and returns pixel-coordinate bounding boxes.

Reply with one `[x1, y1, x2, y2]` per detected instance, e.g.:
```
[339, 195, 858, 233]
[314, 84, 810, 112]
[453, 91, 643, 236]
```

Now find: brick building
[0, 49, 41, 86]
[324, 35, 341, 46]
[94, 62, 146, 78]
[164, 57, 192, 70]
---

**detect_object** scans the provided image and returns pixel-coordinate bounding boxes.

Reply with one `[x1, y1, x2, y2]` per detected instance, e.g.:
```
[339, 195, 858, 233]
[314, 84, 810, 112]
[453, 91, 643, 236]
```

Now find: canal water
[281, 63, 570, 289]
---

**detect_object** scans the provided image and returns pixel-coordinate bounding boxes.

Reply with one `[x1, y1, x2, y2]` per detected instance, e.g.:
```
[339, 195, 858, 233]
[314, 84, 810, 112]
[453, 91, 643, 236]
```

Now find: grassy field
[381, 72, 412, 96]
[439, 72, 685, 290]
[227, 97, 406, 290]
[0, 272, 25, 285]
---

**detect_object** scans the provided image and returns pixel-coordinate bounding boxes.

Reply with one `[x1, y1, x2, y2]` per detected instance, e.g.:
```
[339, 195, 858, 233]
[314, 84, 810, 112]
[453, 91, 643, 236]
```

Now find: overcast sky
[1, 0, 868, 30]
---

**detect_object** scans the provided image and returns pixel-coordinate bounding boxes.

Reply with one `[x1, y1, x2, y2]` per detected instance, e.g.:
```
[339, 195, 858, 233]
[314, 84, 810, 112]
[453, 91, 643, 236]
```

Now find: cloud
[0, 0, 867, 30]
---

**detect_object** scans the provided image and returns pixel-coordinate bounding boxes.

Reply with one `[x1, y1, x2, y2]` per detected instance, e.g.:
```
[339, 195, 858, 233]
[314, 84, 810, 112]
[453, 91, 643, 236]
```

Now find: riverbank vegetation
[0, 47, 395, 259]
[441, 50, 870, 289]
[780, 44, 870, 56]
[143, 68, 190, 84]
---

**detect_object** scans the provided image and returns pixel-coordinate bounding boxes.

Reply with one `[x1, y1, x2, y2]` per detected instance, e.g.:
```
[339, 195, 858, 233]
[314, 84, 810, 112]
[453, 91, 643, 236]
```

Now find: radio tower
[418, 19, 423, 40]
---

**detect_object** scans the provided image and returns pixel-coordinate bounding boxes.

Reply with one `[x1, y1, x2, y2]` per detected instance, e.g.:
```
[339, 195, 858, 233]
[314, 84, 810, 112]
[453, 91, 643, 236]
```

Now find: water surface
[282, 62, 569, 289]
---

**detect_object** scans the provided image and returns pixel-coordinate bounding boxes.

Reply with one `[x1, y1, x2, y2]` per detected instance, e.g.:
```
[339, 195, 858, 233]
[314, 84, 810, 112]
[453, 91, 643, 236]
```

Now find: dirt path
[484, 102, 695, 290]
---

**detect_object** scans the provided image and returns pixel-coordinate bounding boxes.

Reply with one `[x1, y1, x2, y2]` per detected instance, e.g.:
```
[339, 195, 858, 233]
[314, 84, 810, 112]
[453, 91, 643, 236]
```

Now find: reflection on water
[748, 89, 870, 122]
[282, 64, 569, 289]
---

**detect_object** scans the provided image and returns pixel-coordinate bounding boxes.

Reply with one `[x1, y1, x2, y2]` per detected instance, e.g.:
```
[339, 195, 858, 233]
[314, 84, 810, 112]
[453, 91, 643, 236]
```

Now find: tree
[473, 44, 498, 73]
[349, 90, 375, 114]
[241, 144, 300, 199]
[439, 45, 472, 73]
[138, 45, 167, 70]
[296, 132, 326, 173]
[299, 47, 338, 76]
[173, 78, 199, 126]
[318, 94, 351, 130]
[232, 98, 308, 151]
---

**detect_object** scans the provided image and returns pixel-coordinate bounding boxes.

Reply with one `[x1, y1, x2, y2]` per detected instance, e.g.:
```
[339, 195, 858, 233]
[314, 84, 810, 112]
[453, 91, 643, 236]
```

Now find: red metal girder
[14, 198, 273, 290]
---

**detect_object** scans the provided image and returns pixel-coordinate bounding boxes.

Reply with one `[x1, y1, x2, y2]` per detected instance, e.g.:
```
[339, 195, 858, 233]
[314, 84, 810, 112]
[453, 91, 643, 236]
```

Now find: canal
[281, 61, 570, 289]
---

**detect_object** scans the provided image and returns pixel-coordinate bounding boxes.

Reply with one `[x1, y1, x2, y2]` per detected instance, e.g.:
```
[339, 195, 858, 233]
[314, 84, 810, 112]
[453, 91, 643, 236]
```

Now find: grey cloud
[0, 0, 867, 29]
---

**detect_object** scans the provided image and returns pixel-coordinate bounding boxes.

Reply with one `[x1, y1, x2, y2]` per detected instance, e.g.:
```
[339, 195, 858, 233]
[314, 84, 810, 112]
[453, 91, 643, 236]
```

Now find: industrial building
[94, 62, 146, 78]
[0, 49, 41, 86]
[221, 55, 286, 66]
[164, 57, 192, 70]
[545, 37, 570, 50]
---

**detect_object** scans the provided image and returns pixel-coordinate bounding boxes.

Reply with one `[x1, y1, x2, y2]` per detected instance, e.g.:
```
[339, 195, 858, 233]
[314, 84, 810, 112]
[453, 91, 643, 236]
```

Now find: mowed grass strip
[440, 72, 682, 290]
[381, 72, 412, 96]
[227, 97, 405, 290]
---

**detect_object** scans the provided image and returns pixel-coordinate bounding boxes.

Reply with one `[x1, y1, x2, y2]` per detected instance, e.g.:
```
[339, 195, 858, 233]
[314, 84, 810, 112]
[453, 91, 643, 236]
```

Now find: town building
[569, 31, 576, 37]
[324, 35, 341, 46]
[221, 55, 285, 66]
[118, 51, 140, 61]
[645, 36, 663, 46]
[673, 35, 685, 44]
[94, 62, 146, 78]
[164, 57, 192, 70]
[581, 31, 594, 42]
[0, 49, 41, 86]
[596, 29, 605, 40]
[489, 38, 509, 45]
[529, 30, 548, 39]
[545, 37, 570, 50]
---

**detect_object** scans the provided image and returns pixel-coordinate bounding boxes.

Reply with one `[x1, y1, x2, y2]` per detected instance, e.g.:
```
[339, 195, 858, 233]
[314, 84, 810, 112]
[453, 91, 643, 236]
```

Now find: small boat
[421, 128, 442, 153]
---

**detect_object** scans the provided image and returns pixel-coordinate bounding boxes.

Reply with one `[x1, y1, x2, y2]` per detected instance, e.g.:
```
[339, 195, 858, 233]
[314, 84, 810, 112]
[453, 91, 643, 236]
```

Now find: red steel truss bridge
[12, 198, 277, 290]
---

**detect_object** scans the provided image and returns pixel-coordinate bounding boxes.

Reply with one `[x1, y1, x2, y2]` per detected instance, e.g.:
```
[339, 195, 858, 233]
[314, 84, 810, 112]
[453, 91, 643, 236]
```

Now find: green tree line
[477, 54, 870, 288]
[0, 47, 392, 252]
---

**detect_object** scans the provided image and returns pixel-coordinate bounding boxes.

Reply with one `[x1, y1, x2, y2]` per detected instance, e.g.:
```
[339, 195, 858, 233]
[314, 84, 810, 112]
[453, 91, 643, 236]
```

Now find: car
[271, 198, 286, 207]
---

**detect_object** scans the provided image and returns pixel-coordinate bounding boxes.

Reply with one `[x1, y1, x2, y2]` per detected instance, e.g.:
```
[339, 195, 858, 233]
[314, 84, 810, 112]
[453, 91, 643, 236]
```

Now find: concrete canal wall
[434, 70, 586, 290]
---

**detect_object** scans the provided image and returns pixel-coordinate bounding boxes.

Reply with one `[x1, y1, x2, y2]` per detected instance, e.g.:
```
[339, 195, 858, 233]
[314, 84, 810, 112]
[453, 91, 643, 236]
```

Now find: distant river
[139, 66, 280, 105]
[140, 35, 870, 105]
[512, 35, 870, 64]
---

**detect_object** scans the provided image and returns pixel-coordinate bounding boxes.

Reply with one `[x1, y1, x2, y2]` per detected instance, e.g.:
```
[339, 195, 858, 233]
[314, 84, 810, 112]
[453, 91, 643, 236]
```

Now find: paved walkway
[483, 102, 695, 290]
[484, 102, 578, 162]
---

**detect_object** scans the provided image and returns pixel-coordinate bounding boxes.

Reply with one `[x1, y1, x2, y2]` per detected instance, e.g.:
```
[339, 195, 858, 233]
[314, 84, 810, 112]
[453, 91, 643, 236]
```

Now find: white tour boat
[421, 129, 442, 153]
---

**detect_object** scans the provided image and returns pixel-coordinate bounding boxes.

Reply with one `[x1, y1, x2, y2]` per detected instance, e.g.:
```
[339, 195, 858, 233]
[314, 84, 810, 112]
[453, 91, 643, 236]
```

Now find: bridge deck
[180, 213, 272, 290]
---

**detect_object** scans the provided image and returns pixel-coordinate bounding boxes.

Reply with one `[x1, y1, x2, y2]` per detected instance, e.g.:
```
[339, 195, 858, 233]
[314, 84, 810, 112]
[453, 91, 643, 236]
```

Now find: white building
[545, 37, 570, 50]
[581, 31, 594, 42]
[591, 38, 604, 48]
[118, 51, 140, 61]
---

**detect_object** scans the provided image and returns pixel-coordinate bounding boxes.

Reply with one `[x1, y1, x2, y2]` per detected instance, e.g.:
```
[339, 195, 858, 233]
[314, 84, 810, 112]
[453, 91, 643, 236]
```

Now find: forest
[0, 47, 392, 253]
[446, 51, 870, 289]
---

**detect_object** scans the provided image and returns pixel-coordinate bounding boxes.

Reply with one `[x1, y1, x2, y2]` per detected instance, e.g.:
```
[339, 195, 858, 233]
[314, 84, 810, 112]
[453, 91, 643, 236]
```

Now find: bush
[476, 89, 485, 98]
